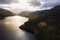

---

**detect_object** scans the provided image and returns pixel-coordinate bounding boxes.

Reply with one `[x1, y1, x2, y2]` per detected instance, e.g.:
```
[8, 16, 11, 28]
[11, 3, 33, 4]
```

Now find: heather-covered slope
[20, 6, 60, 40]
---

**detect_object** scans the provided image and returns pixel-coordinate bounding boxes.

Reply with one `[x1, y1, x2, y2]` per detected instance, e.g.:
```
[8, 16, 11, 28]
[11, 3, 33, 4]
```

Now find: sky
[0, 0, 60, 14]
[0, 0, 60, 7]
[0, 0, 18, 4]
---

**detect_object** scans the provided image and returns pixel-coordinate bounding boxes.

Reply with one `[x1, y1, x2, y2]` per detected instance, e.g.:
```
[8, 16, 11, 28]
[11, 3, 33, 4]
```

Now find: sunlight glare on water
[0, 16, 36, 40]
[4, 15, 29, 27]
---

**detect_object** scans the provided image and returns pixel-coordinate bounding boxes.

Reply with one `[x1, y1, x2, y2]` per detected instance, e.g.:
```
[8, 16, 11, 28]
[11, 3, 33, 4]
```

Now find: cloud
[0, 0, 18, 4]
[0, 0, 60, 14]
[32, 0, 60, 9]
[40, 0, 60, 8]
[0, 0, 11, 4]
[25, 0, 60, 10]
[0, 0, 60, 8]
[28, 0, 41, 6]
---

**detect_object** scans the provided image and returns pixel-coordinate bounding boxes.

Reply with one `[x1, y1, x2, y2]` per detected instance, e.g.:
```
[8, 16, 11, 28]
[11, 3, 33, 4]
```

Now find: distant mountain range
[0, 8, 15, 20]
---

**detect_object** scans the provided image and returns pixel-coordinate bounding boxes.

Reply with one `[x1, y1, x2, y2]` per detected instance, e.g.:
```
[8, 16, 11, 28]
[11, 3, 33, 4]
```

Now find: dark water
[0, 16, 36, 40]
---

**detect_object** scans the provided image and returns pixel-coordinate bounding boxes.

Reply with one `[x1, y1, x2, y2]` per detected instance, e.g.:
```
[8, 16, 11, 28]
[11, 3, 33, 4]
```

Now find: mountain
[20, 5, 60, 40]
[0, 8, 15, 20]
[18, 11, 32, 17]
[18, 10, 50, 21]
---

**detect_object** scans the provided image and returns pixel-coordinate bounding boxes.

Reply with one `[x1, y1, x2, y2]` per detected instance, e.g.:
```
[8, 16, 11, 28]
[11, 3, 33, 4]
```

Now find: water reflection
[0, 15, 36, 40]
[4, 15, 29, 27]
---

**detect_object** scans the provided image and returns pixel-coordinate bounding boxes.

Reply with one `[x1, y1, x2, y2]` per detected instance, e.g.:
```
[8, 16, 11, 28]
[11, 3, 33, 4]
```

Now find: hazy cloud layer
[0, 0, 60, 13]
[0, 0, 18, 4]
[0, 0, 12, 4]
[30, 0, 60, 8]
[40, 0, 60, 8]
[0, 0, 60, 8]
